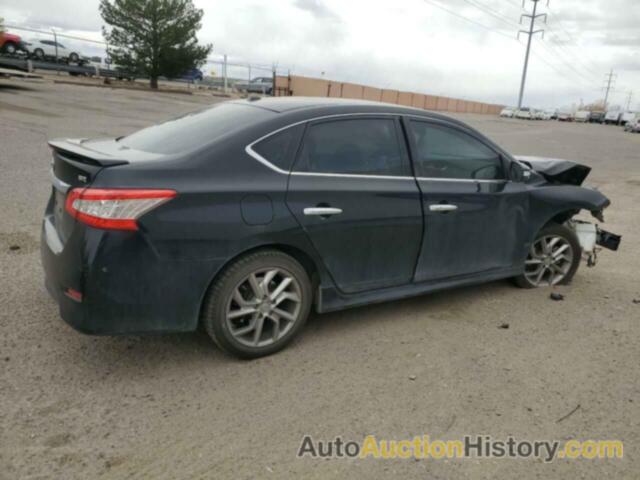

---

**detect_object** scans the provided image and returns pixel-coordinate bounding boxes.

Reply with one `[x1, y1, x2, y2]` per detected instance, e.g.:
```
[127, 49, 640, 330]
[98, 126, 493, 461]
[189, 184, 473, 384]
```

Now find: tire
[513, 223, 581, 289]
[3, 42, 17, 55]
[33, 48, 45, 60]
[201, 250, 313, 359]
[69, 52, 79, 63]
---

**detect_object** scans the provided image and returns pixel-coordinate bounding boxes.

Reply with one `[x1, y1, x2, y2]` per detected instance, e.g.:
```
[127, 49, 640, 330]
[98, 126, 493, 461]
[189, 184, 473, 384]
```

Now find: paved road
[1, 79, 639, 479]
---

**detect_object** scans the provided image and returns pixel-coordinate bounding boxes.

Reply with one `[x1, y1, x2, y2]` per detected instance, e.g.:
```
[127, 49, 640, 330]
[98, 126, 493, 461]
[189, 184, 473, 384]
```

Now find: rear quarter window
[251, 124, 304, 171]
[120, 103, 274, 155]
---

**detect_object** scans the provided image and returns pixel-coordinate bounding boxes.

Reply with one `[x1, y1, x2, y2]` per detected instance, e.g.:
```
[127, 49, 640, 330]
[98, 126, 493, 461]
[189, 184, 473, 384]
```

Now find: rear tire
[513, 223, 581, 289]
[201, 250, 313, 359]
[33, 48, 45, 60]
[3, 42, 17, 55]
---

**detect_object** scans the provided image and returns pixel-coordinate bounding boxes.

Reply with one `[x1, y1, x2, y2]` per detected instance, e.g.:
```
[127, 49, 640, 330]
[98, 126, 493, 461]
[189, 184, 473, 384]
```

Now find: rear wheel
[3, 42, 17, 54]
[201, 250, 312, 358]
[68, 52, 80, 63]
[513, 223, 581, 288]
[33, 48, 45, 60]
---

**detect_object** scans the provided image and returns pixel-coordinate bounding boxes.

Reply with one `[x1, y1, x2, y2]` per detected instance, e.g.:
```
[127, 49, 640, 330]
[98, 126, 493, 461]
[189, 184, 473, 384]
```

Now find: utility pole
[517, 0, 547, 110]
[625, 91, 633, 110]
[603, 69, 616, 110]
[223, 54, 228, 94]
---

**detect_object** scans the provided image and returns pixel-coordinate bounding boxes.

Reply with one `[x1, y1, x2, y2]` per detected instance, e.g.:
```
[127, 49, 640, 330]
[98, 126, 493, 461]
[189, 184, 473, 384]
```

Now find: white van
[604, 110, 623, 125]
[575, 111, 590, 122]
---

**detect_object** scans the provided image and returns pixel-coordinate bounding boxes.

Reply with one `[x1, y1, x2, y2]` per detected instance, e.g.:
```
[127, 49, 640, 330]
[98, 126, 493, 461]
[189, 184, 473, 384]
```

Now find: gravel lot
[1, 78, 639, 479]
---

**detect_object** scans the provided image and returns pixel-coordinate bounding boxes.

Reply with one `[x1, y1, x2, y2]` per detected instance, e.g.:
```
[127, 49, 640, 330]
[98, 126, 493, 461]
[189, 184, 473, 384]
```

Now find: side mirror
[509, 161, 531, 183]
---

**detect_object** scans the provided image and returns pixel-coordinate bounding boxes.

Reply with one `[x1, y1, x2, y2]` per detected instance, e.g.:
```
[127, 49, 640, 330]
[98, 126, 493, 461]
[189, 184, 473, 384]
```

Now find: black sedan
[41, 97, 619, 358]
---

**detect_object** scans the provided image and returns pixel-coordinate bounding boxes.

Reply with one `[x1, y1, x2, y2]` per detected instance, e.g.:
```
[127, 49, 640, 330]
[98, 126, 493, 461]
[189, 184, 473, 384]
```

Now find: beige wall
[412, 94, 426, 109]
[397, 91, 413, 107]
[362, 86, 383, 102]
[280, 75, 503, 114]
[341, 82, 364, 99]
[381, 89, 399, 104]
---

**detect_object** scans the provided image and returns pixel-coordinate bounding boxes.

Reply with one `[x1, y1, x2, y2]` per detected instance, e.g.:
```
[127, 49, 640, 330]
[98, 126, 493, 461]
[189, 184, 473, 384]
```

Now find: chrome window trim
[244, 112, 508, 182]
[416, 177, 507, 184]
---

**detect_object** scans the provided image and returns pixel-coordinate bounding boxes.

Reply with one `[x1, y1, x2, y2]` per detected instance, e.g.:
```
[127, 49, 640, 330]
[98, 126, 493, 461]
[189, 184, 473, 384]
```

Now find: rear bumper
[41, 216, 223, 335]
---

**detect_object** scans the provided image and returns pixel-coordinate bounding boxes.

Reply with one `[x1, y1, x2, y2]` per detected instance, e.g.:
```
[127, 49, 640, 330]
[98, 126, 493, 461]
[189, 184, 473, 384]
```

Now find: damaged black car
[41, 97, 621, 358]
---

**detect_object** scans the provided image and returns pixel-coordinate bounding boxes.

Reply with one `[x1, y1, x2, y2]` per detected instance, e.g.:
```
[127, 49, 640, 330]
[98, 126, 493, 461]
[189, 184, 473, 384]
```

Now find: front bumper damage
[568, 220, 621, 267]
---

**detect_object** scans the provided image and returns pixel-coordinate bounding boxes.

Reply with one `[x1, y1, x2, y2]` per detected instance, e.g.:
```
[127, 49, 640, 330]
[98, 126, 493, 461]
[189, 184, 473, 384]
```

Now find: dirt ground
[0, 78, 639, 479]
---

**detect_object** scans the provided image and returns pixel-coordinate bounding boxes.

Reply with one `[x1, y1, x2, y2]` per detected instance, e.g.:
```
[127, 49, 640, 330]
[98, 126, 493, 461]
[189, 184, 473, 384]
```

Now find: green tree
[100, 0, 212, 89]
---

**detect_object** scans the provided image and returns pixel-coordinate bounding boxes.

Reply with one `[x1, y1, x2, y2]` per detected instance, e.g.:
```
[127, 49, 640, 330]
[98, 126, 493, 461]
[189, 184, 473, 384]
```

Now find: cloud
[294, 0, 341, 21]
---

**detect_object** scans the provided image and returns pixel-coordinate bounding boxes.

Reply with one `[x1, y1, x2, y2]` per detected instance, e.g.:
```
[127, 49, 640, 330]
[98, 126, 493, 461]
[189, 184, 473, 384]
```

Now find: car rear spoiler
[48, 138, 129, 167]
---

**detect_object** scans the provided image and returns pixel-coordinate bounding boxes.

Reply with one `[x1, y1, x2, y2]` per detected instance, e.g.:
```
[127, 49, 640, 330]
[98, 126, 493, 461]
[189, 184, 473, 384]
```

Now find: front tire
[201, 250, 313, 359]
[513, 223, 582, 289]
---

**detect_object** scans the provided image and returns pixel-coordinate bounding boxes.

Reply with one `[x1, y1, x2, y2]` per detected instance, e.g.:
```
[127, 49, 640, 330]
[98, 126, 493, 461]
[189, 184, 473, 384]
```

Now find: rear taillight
[65, 188, 176, 231]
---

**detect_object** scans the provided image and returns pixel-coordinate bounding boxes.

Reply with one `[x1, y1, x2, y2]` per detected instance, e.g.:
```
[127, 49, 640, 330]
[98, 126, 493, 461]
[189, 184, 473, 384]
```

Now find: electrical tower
[603, 69, 616, 110]
[625, 91, 633, 111]
[517, 0, 547, 110]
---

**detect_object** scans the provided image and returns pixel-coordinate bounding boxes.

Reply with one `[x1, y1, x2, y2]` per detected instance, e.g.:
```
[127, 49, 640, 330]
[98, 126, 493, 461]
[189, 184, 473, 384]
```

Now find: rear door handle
[429, 204, 458, 213]
[303, 207, 343, 216]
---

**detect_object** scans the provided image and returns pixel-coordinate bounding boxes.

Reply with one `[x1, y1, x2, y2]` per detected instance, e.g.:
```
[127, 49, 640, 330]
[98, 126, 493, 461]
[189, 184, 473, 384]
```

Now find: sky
[3, 0, 639, 110]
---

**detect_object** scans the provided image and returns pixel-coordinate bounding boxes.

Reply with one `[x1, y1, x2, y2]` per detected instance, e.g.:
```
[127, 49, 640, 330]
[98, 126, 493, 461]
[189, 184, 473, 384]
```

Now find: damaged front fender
[530, 185, 611, 224]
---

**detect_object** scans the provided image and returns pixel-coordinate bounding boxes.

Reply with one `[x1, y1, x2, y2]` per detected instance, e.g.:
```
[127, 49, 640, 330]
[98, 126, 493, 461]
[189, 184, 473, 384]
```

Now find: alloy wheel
[225, 268, 302, 347]
[524, 235, 574, 287]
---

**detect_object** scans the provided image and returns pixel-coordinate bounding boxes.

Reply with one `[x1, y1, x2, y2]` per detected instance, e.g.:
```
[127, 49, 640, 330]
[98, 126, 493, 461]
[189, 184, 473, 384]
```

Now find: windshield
[119, 102, 274, 155]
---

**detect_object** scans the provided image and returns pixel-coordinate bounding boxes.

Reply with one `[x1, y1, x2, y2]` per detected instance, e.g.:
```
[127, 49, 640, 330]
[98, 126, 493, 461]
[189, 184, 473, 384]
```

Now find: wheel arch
[197, 243, 323, 326]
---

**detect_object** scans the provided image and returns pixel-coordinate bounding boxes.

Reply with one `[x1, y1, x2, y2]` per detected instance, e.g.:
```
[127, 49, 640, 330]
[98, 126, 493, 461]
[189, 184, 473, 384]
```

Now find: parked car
[604, 110, 623, 125]
[575, 111, 590, 123]
[180, 68, 204, 82]
[0, 32, 28, 55]
[588, 111, 605, 123]
[620, 111, 637, 126]
[534, 110, 553, 120]
[515, 107, 533, 120]
[500, 107, 515, 118]
[558, 111, 574, 122]
[236, 76, 274, 94]
[24, 38, 83, 63]
[41, 98, 620, 358]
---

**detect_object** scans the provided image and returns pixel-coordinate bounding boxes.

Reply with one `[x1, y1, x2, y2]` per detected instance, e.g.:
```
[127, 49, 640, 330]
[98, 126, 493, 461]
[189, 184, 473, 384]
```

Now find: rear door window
[295, 118, 409, 176]
[410, 121, 504, 180]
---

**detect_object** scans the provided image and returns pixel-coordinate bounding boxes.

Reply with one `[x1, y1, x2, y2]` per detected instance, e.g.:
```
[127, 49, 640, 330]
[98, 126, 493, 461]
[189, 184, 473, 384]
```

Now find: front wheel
[513, 223, 582, 288]
[201, 250, 313, 358]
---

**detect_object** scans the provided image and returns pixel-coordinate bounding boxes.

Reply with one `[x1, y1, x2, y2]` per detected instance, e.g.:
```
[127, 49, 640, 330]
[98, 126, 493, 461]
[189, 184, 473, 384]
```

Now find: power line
[458, 0, 520, 29]
[421, 0, 606, 103]
[421, 0, 517, 40]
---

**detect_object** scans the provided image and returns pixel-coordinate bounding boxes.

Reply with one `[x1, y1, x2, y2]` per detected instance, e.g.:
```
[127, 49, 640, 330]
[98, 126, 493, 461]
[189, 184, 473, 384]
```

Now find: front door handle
[429, 204, 458, 213]
[303, 207, 343, 216]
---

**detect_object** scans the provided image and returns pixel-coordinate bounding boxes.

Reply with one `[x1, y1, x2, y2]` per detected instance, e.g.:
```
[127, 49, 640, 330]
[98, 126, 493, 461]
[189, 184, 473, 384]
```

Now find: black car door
[286, 116, 423, 294]
[406, 118, 529, 282]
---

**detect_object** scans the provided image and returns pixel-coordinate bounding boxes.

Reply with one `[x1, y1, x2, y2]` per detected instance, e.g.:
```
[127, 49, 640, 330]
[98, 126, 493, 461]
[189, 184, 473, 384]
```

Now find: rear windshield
[119, 103, 273, 154]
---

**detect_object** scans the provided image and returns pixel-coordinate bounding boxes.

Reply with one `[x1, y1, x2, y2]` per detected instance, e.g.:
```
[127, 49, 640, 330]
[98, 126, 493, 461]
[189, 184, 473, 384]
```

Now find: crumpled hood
[515, 155, 592, 186]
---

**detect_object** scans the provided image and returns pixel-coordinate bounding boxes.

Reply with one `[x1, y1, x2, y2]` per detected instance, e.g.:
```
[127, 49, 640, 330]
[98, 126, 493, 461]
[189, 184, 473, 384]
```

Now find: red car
[0, 32, 27, 55]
